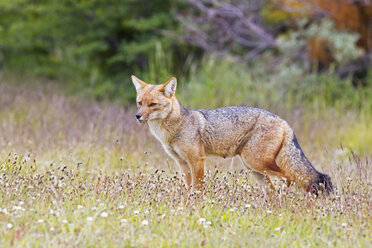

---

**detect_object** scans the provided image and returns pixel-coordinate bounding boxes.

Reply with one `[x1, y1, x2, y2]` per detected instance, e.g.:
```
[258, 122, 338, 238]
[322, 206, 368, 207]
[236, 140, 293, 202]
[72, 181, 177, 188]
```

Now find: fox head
[131, 75, 177, 122]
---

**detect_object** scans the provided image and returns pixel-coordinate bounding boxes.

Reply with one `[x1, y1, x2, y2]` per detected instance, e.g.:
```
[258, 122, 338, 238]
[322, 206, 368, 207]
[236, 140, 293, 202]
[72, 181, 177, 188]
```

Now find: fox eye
[138, 101, 142, 106]
[149, 103, 157, 107]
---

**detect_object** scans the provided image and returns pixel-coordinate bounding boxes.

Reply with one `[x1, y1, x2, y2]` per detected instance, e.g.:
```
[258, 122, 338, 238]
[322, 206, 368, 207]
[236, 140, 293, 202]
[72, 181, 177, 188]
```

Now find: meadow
[0, 74, 371, 247]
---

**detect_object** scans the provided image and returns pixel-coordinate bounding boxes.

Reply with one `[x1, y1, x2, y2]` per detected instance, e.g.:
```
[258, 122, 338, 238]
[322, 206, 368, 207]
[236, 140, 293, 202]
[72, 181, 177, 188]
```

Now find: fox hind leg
[239, 156, 276, 190]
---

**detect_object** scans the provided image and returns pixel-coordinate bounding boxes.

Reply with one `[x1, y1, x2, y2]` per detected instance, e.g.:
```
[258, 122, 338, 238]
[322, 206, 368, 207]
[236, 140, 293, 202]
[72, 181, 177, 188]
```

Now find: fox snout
[135, 112, 146, 122]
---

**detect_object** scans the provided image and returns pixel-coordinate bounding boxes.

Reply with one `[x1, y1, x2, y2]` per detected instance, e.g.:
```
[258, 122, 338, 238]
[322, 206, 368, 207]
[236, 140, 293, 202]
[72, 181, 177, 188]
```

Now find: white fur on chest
[147, 120, 168, 144]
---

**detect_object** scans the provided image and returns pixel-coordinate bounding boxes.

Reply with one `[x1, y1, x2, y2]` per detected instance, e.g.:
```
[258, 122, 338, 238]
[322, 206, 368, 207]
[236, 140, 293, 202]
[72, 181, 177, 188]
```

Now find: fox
[131, 75, 333, 195]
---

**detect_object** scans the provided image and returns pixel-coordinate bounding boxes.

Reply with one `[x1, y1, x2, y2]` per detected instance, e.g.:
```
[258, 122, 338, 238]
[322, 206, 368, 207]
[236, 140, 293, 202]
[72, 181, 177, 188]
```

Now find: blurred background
[0, 0, 371, 103]
[0, 0, 371, 169]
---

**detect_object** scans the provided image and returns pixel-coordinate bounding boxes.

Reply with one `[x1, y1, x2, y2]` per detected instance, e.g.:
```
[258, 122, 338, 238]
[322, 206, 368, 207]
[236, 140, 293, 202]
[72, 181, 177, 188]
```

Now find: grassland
[0, 80, 371, 247]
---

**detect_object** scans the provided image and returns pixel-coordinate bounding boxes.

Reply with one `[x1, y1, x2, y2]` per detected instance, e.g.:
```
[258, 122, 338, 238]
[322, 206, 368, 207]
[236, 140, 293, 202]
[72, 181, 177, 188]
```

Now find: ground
[0, 82, 370, 247]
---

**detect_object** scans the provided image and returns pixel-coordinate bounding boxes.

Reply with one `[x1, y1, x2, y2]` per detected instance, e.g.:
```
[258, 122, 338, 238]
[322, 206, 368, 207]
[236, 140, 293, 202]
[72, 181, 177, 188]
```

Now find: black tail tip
[308, 173, 334, 196]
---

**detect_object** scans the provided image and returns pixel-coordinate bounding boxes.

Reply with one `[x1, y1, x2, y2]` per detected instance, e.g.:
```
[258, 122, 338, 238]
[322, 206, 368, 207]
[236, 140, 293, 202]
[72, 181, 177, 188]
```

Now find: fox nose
[135, 113, 142, 120]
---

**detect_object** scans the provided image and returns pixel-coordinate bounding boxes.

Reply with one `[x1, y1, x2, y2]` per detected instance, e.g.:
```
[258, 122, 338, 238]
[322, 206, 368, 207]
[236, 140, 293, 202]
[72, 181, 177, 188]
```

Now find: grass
[0, 79, 371, 247]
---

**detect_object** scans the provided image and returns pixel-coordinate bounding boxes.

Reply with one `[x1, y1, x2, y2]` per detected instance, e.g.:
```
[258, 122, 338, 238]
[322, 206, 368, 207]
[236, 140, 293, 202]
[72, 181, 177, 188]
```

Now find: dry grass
[0, 82, 371, 247]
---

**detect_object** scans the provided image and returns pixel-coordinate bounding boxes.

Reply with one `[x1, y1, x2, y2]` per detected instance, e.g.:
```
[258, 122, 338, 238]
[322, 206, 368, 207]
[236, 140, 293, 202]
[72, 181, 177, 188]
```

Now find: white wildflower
[141, 220, 149, 226]
[7, 223, 13, 229]
[101, 212, 108, 218]
[197, 218, 206, 225]
[13, 206, 23, 211]
[87, 217, 93, 222]
[37, 219, 44, 224]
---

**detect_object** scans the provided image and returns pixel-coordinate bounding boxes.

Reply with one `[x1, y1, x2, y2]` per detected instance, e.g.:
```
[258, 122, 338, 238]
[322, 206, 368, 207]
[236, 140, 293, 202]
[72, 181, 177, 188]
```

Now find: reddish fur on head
[131, 76, 177, 122]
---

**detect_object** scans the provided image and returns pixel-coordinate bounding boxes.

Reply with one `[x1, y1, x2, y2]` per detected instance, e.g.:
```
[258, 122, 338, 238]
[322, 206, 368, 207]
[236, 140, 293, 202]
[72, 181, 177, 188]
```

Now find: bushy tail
[278, 129, 333, 195]
[309, 173, 333, 195]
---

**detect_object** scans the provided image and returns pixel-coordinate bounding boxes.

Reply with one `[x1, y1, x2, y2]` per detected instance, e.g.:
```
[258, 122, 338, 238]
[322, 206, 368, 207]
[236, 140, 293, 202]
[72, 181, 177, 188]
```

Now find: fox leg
[252, 171, 276, 190]
[189, 157, 205, 191]
[286, 179, 292, 187]
[180, 148, 205, 191]
[240, 156, 276, 190]
[164, 147, 192, 187]
[239, 128, 288, 190]
[178, 160, 192, 188]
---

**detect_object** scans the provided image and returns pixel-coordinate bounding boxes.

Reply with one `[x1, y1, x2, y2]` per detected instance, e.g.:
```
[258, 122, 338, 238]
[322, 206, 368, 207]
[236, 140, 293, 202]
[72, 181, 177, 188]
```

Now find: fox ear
[131, 75, 147, 93]
[159, 77, 177, 97]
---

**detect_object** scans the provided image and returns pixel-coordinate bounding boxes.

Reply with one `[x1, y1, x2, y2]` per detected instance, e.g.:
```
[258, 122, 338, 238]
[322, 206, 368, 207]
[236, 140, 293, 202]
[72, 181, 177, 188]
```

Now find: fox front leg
[164, 146, 192, 188]
[186, 155, 205, 191]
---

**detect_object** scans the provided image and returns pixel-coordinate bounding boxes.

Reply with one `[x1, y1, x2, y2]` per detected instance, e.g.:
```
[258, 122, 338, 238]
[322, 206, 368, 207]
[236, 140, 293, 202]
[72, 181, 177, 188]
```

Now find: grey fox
[131, 75, 333, 195]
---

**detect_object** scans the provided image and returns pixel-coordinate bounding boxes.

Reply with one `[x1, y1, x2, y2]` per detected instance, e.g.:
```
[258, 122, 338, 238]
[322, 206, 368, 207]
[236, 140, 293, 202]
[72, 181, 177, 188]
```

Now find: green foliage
[0, 0, 182, 101]
[178, 55, 372, 115]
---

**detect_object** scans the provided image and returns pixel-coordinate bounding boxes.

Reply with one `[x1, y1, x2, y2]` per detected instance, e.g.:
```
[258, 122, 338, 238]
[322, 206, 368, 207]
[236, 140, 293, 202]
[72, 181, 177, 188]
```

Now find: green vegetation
[0, 0, 185, 101]
[0, 84, 370, 247]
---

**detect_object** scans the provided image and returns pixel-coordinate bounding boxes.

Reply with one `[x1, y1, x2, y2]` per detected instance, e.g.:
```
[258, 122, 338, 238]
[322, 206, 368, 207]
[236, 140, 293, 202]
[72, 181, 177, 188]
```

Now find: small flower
[141, 220, 149, 226]
[118, 205, 125, 210]
[101, 212, 108, 218]
[341, 223, 347, 227]
[7, 223, 13, 229]
[229, 208, 235, 212]
[245, 204, 251, 208]
[87, 217, 93, 222]
[62, 220, 68, 224]
[13, 206, 23, 211]
[120, 219, 127, 224]
[133, 210, 140, 215]
[267, 210, 272, 214]
[50, 227, 55, 231]
[77, 205, 83, 209]
[197, 218, 206, 225]
[275, 227, 281, 231]
[0, 208, 8, 214]
[37, 219, 44, 224]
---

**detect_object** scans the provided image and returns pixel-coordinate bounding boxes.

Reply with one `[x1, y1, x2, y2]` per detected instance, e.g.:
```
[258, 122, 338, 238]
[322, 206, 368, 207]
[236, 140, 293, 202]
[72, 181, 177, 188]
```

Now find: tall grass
[0, 78, 371, 247]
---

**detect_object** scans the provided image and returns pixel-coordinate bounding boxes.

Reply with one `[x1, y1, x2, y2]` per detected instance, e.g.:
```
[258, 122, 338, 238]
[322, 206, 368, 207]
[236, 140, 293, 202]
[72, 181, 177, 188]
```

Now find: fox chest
[147, 120, 169, 144]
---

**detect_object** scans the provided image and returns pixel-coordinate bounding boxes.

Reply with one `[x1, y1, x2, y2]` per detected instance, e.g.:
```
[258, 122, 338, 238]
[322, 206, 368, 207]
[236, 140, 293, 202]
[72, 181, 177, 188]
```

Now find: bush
[0, 0, 184, 102]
